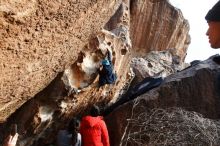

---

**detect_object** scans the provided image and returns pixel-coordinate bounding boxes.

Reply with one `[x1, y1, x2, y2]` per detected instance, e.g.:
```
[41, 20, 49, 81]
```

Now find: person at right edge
[205, 0, 220, 64]
[80, 105, 110, 146]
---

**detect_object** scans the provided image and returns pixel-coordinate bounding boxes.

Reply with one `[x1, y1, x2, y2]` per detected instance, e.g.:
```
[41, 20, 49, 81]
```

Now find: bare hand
[3, 133, 18, 146]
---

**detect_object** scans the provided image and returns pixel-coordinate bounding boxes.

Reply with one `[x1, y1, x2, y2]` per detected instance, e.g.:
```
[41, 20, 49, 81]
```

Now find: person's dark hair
[90, 105, 100, 117]
[67, 118, 80, 145]
[205, 1, 220, 22]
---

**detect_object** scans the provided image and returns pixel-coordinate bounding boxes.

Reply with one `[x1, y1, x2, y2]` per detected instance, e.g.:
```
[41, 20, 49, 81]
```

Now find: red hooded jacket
[80, 116, 110, 146]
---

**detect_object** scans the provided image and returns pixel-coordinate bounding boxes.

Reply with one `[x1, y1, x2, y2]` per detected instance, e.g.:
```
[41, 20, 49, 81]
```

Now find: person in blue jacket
[98, 49, 117, 87]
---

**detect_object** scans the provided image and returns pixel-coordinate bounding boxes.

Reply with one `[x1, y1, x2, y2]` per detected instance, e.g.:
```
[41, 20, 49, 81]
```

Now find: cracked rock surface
[0, 0, 190, 145]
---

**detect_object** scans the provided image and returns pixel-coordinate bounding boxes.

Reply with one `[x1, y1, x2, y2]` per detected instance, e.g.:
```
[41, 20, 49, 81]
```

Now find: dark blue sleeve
[107, 50, 112, 64]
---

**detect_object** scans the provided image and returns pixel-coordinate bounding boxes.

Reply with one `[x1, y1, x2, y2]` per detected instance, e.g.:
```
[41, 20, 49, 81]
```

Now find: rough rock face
[0, 0, 189, 122]
[0, 0, 122, 122]
[105, 56, 220, 146]
[0, 1, 132, 146]
[130, 0, 190, 61]
[130, 50, 189, 86]
[0, 0, 190, 145]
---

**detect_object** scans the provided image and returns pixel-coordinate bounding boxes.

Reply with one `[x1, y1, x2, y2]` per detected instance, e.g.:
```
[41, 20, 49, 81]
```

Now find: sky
[169, 0, 220, 63]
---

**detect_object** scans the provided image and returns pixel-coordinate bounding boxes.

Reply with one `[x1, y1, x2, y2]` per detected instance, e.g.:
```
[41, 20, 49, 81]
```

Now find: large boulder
[0, 1, 132, 145]
[130, 50, 189, 86]
[105, 56, 220, 146]
[0, 0, 122, 122]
